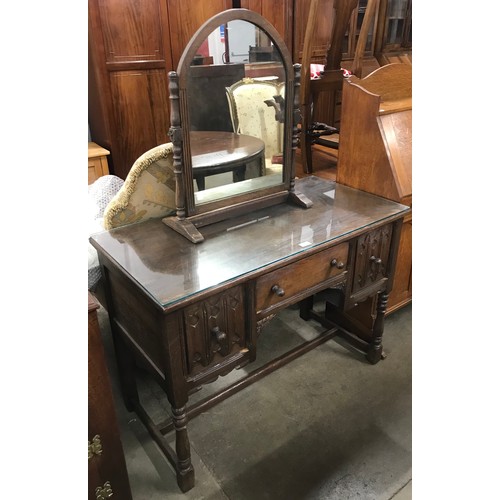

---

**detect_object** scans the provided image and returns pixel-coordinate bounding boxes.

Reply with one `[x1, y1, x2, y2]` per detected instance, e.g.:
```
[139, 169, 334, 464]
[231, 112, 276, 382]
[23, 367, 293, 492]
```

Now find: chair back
[226, 78, 285, 161]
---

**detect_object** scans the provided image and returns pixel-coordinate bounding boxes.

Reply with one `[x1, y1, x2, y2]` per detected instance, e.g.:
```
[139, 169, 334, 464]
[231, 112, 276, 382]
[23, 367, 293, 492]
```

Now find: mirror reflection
[186, 20, 286, 206]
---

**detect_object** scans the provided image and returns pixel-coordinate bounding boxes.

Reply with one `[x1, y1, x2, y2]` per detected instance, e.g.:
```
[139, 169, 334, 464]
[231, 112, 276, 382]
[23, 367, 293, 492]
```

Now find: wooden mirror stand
[162, 9, 312, 244]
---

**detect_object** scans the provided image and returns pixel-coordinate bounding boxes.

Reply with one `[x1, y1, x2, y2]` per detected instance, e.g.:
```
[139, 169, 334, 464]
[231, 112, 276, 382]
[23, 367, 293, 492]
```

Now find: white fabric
[88, 175, 124, 289]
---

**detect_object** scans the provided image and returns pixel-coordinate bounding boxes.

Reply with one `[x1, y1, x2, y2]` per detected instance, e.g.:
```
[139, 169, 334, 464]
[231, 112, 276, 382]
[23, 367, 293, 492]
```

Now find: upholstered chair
[225, 78, 285, 176]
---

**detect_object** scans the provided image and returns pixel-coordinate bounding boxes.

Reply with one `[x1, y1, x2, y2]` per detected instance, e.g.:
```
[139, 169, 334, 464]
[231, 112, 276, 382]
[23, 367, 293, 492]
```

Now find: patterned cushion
[103, 143, 176, 229]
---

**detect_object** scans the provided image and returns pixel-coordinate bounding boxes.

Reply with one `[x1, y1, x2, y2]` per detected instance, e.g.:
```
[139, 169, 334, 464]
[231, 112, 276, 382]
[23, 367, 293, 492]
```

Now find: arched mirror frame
[163, 9, 312, 243]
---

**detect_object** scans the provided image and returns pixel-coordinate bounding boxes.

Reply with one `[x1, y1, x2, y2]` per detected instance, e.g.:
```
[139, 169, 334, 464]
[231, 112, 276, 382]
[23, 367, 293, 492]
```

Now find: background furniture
[88, 142, 110, 185]
[336, 63, 411, 313]
[90, 175, 410, 492]
[88, 0, 292, 180]
[88, 0, 410, 180]
[88, 292, 132, 500]
[299, 0, 360, 175]
[374, 0, 412, 65]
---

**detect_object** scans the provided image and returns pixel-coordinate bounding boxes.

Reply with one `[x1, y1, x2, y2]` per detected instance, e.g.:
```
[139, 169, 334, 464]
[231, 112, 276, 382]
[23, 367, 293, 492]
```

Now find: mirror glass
[186, 20, 286, 206]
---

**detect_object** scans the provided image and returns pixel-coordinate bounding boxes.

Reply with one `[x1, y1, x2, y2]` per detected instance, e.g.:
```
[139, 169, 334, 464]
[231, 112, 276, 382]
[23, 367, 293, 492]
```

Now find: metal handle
[95, 481, 113, 499]
[370, 256, 382, 265]
[271, 284, 285, 297]
[88, 435, 103, 460]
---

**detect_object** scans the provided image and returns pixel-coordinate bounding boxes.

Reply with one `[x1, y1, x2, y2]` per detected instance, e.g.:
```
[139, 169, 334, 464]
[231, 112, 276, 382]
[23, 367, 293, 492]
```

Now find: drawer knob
[370, 256, 382, 265]
[330, 259, 345, 269]
[211, 326, 230, 356]
[271, 284, 285, 297]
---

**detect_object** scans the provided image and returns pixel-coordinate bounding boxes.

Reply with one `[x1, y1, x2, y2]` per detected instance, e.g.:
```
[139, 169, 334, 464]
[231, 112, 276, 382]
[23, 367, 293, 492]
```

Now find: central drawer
[255, 242, 349, 315]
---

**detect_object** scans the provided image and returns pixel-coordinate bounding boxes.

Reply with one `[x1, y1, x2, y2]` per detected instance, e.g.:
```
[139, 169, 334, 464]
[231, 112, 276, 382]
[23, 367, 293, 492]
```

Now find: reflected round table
[190, 131, 265, 190]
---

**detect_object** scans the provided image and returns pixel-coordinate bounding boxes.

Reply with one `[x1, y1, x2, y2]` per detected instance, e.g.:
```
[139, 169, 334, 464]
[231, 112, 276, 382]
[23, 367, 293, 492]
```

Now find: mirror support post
[163, 71, 204, 243]
[288, 63, 313, 208]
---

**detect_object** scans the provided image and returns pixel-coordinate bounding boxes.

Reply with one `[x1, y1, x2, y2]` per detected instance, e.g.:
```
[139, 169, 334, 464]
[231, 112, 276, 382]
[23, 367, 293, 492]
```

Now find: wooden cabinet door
[89, 0, 174, 180]
[89, 0, 231, 180]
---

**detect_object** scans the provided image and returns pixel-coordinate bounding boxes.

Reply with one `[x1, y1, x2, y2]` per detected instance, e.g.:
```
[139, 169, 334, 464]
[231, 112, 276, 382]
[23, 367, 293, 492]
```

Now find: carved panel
[352, 224, 392, 293]
[183, 286, 246, 375]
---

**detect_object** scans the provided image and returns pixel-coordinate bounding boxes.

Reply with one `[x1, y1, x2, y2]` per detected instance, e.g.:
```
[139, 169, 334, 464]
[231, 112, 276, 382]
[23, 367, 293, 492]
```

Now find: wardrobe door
[88, 0, 231, 180]
[88, 0, 173, 179]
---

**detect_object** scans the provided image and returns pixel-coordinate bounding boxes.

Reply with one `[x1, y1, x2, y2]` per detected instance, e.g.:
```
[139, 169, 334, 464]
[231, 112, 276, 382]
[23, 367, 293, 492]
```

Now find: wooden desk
[190, 131, 265, 190]
[88, 142, 110, 184]
[90, 176, 409, 492]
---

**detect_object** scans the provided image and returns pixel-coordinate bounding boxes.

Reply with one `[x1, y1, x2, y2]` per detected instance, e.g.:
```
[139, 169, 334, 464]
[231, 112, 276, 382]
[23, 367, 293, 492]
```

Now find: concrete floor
[97, 298, 412, 499]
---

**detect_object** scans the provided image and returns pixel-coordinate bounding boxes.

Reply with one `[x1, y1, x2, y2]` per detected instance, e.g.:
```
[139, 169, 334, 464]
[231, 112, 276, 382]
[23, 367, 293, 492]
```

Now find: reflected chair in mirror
[299, 0, 379, 174]
[225, 77, 285, 178]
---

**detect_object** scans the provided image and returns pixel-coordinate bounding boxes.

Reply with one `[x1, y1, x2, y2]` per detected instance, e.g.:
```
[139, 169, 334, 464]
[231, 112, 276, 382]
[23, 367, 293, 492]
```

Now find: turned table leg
[366, 292, 388, 364]
[172, 405, 195, 492]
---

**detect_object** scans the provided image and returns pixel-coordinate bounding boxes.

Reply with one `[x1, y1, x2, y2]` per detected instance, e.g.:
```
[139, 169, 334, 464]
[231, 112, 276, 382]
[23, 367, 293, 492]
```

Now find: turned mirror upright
[163, 8, 312, 243]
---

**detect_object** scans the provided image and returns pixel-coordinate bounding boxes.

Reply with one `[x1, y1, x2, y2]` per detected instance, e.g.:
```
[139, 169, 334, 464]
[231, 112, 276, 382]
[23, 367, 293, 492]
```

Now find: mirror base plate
[288, 191, 313, 209]
[162, 216, 204, 244]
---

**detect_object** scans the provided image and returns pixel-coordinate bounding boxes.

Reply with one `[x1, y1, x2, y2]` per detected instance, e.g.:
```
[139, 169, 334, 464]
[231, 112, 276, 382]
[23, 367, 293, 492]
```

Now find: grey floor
[97, 298, 412, 500]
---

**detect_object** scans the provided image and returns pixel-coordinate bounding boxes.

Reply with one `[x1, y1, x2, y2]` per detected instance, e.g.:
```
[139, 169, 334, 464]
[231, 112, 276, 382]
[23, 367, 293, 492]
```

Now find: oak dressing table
[90, 175, 409, 492]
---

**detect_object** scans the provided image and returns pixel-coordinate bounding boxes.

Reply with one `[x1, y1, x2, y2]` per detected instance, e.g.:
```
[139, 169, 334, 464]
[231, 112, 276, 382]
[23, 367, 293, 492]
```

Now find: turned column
[366, 291, 388, 364]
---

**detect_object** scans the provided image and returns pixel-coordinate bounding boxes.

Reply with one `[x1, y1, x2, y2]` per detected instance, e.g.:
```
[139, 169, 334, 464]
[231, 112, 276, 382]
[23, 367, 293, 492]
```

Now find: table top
[90, 176, 410, 310]
[190, 131, 265, 171]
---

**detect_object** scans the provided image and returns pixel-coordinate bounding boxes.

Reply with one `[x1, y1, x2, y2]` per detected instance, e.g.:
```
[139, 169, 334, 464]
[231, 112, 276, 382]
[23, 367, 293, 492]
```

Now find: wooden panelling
[99, 0, 166, 63]
[242, 0, 293, 49]
[109, 69, 170, 179]
[167, 0, 232, 69]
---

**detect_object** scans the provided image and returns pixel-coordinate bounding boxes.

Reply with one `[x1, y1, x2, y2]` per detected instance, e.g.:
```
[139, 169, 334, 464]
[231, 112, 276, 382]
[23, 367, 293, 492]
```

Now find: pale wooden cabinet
[88, 142, 110, 184]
